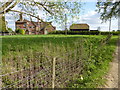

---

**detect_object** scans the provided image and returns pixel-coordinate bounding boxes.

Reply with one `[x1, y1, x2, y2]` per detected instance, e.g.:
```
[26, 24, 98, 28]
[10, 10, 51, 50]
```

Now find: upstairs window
[24, 23, 26, 27]
[17, 26, 21, 28]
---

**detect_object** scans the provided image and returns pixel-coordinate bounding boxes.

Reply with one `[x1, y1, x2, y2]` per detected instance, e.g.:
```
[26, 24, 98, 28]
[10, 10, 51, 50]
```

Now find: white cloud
[5, 7, 118, 31]
[79, 10, 118, 31]
[55, 10, 118, 31]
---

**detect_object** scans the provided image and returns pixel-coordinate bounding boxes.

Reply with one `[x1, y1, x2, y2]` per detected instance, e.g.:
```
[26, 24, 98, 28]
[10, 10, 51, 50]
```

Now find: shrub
[19, 29, 25, 35]
[16, 28, 20, 33]
[49, 31, 100, 35]
[16, 28, 25, 35]
[49, 30, 119, 35]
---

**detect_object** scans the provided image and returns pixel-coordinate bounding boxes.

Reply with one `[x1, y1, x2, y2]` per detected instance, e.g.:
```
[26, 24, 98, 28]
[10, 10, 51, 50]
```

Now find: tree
[96, 0, 120, 32]
[0, 16, 7, 32]
[0, 0, 82, 28]
[0, 0, 20, 14]
[96, 0, 120, 21]
[0, 1, 19, 32]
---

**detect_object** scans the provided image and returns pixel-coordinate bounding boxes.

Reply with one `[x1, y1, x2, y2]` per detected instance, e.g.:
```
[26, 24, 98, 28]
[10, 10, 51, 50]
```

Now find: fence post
[52, 57, 56, 88]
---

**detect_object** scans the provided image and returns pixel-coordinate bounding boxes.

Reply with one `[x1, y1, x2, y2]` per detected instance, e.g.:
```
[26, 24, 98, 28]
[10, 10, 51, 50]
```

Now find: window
[29, 26, 35, 28]
[17, 26, 21, 28]
[24, 23, 26, 27]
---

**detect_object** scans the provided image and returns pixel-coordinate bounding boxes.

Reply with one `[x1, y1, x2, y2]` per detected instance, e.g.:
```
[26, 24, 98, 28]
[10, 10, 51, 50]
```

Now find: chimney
[20, 13, 23, 21]
[37, 15, 40, 31]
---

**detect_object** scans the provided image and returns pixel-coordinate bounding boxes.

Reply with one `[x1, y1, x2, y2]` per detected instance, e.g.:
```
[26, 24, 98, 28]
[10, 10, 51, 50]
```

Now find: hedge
[48, 31, 120, 35]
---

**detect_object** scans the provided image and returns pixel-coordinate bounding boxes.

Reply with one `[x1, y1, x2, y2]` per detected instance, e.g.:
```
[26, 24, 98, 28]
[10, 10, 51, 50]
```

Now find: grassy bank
[68, 35, 118, 88]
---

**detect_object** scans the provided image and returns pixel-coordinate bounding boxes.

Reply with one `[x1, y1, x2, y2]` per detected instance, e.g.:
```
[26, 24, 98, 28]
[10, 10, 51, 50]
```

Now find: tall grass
[1, 35, 118, 88]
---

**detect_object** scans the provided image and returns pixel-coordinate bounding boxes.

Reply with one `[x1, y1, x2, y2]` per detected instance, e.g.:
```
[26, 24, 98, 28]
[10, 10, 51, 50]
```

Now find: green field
[1, 35, 118, 88]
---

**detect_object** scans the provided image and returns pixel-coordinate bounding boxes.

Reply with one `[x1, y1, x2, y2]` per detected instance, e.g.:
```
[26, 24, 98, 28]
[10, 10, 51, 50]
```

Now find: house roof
[70, 24, 89, 29]
[16, 19, 52, 25]
[16, 19, 28, 23]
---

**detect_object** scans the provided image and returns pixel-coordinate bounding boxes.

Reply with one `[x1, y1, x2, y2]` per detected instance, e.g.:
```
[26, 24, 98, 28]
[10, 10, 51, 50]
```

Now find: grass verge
[68, 35, 118, 88]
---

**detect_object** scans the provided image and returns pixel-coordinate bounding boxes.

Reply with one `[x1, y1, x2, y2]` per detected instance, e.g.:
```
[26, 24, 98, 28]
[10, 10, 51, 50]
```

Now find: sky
[5, 1, 118, 31]
[79, 1, 118, 31]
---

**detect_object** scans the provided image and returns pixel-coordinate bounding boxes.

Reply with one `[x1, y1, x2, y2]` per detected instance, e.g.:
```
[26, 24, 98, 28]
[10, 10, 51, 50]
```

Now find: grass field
[1, 35, 118, 88]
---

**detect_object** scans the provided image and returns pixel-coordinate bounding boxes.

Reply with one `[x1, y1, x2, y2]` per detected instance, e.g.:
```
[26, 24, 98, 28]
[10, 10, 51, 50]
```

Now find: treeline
[48, 30, 120, 35]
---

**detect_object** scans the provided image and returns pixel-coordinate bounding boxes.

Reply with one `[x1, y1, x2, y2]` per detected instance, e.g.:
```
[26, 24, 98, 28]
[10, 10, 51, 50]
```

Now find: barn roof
[70, 24, 89, 29]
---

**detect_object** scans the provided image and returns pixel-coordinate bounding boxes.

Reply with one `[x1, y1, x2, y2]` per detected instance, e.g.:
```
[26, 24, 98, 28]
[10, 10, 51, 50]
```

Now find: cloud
[56, 10, 118, 31]
[5, 7, 118, 31]
[79, 10, 118, 31]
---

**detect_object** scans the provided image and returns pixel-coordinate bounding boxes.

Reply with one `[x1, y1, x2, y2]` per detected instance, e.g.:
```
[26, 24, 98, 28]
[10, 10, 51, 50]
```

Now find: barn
[70, 24, 89, 31]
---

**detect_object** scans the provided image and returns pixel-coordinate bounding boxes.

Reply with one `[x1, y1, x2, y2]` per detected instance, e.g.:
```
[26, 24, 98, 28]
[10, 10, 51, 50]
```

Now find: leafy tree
[0, 15, 7, 32]
[96, 0, 120, 21]
[112, 30, 115, 32]
[0, 0, 82, 29]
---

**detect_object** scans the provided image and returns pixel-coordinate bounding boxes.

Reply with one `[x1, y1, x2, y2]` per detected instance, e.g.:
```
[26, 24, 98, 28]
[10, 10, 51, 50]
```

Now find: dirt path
[102, 37, 119, 88]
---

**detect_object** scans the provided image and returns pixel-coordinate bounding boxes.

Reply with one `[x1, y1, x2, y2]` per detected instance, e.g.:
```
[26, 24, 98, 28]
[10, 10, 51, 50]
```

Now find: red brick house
[15, 14, 56, 35]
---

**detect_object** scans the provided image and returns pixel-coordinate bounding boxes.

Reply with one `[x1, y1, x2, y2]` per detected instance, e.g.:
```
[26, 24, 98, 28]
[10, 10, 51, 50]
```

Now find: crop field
[0, 35, 118, 88]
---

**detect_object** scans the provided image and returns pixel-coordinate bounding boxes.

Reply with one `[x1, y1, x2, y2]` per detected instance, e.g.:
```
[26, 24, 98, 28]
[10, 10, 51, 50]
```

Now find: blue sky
[79, 1, 118, 31]
[5, 1, 118, 31]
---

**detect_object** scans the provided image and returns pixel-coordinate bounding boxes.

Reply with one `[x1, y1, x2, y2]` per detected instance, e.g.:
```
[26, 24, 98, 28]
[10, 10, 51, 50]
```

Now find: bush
[16, 28, 20, 33]
[49, 31, 100, 35]
[49, 30, 119, 35]
[20, 29, 25, 35]
[112, 31, 120, 35]
[16, 28, 25, 35]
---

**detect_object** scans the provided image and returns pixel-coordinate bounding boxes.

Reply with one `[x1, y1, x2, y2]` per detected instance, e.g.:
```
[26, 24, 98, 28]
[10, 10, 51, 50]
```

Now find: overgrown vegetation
[68, 36, 118, 88]
[1, 35, 118, 88]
